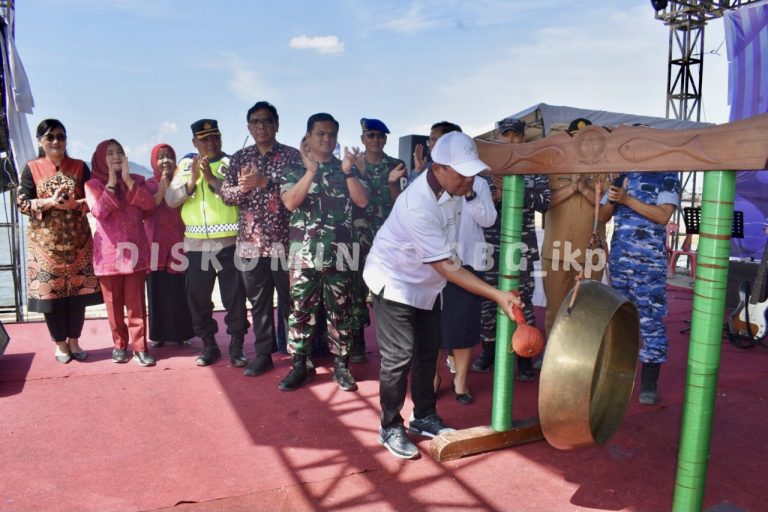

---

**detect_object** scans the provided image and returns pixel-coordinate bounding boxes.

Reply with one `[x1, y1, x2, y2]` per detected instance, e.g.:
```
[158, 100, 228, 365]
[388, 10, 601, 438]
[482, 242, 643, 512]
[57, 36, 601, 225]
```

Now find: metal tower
[652, 0, 763, 234]
[651, 0, 760, 121]
[654, 0, 763, 122]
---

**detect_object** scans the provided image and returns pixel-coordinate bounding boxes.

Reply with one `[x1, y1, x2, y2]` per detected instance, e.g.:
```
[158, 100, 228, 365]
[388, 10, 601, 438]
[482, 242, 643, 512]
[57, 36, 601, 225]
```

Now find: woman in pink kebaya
[85, 139, 156, 366]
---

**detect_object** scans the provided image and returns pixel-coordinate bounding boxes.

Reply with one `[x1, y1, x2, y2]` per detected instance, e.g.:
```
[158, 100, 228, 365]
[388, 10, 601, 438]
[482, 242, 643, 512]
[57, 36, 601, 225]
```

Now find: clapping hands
[387, 163, 406, 184]
[239, 161, 269, 192]
[342, 146, 361, 175]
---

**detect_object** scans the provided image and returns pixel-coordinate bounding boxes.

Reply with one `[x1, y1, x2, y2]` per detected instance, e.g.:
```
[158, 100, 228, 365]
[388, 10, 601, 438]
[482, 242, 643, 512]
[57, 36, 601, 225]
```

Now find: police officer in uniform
[166, 119, 249, 367]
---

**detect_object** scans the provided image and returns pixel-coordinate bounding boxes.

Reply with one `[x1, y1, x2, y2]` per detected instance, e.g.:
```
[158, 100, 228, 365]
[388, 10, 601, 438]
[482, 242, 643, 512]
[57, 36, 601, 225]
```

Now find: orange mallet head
[509, 305, 545, 358]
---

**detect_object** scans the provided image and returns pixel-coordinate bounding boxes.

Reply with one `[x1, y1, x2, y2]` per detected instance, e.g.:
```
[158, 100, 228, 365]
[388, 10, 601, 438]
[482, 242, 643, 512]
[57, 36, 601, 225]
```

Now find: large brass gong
[538, 280, 640, 449]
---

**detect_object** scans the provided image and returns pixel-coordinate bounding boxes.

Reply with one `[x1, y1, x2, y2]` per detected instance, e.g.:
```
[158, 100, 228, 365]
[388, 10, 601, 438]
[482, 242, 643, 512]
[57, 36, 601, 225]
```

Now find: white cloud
[123, 121, 178, 162]
[379, 4, 440, 33]
[409, 3, 732, 137]
[370, 0, 560, 34]
[289, 35, 345, 55]
[219, 53, 274, 103]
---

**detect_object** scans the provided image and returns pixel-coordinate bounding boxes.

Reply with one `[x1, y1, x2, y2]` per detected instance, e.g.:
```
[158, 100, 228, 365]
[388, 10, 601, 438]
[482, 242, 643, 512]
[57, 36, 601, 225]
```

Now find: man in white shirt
[363, 131, 522, 459]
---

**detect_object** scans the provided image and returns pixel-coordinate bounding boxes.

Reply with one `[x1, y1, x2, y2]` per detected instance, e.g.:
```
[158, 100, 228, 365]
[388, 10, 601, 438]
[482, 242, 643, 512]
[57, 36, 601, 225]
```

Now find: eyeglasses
[364, 132, 386, 140]
[248, 118, 276, 127]
[42, 133, 67, 142]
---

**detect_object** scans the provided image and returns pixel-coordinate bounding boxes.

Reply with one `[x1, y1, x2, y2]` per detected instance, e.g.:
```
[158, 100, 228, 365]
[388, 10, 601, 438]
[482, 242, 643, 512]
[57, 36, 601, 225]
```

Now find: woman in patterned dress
[17, 119, 103, 363]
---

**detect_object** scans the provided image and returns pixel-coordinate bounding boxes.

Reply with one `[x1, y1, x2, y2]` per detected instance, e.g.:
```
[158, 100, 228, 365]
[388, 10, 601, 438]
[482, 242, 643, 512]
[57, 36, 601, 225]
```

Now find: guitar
[728, 218, 768, 347]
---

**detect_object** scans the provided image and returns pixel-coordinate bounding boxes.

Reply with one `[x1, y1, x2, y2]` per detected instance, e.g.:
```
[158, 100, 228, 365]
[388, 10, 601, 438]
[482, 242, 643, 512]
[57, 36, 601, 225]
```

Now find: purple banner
[725, 3, 768, 259]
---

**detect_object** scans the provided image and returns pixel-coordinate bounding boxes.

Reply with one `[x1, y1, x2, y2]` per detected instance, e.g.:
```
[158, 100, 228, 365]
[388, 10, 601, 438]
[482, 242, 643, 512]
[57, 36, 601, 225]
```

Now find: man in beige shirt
[541, 118, 608, 336]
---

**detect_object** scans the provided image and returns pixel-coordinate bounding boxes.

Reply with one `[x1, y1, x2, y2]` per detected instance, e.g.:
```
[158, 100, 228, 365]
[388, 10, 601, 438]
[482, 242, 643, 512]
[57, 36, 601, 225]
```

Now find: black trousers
[147, 270, 194, 343]
[373, 292, 441, 429]
[185, 245, 248, 341]
[43, 301, 86, 342]
[240, 257, 290, 356]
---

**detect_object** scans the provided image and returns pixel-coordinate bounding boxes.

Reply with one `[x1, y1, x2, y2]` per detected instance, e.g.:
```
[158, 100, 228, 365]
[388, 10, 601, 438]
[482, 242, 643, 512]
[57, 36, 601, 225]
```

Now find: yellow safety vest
[178, 155, 239, 238]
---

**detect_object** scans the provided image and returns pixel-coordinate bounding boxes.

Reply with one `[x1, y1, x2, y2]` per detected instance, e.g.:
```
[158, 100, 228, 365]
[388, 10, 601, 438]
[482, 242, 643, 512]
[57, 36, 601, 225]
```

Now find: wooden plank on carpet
[429, 418, 544, 462]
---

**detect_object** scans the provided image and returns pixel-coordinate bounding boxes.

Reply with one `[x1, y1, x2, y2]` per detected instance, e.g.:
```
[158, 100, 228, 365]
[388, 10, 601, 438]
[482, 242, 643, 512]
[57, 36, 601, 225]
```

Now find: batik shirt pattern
[221, 142, 301, 258]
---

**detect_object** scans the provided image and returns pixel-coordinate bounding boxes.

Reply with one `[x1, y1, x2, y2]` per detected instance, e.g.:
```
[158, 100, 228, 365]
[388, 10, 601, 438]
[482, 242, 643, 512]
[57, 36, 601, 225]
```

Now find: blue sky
[15, 0, 730, 168]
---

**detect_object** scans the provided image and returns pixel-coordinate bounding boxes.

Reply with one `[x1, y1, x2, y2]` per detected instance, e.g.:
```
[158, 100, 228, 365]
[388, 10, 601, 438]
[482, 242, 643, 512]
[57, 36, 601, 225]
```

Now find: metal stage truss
[0, 1, 24, 322]
[652, 0, 764, 238]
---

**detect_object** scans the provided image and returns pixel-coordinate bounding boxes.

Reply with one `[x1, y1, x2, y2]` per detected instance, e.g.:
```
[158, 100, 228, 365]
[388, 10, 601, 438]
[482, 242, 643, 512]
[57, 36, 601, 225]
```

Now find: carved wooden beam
[476, 112, 768, 175]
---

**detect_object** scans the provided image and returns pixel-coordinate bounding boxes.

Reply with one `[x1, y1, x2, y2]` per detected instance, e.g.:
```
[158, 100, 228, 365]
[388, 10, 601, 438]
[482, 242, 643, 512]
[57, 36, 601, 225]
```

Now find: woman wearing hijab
[17, 119, 103, 363]
[144, 143, 194, 347]
[85, 139, 156, 366]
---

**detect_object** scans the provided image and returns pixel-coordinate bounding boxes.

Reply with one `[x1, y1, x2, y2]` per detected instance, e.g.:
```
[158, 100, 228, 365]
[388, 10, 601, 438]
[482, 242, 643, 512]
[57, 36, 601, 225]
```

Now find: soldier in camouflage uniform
[348, 117, 407, 363]
[599, 171, 680, 405]
[473, 117, 550, 381]
[279, 113, 369, 392]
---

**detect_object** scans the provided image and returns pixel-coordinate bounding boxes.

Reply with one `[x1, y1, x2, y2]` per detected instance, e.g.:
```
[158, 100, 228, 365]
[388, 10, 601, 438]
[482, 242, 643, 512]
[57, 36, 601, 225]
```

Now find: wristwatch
[465, 190, 477, 201]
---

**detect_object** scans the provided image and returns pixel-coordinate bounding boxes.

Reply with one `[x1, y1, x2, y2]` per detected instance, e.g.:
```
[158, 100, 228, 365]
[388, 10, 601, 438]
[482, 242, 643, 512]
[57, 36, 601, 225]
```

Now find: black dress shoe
[133, 352, 156, 367]
[243, 354, 274, 377]
[196, 345, 221, 367]
[70, 351, 88, 362]
[455, 391, 473, 405]
[150, 340, 165, 348]
[451, 381, 473, 404]
[112, 349, 129, 364]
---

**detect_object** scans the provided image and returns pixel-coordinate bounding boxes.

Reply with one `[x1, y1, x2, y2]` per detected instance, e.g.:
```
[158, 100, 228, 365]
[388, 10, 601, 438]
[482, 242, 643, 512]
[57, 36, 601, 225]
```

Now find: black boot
[244, 353, 274, 377]
[228, 334, 247, 368]
[306, 357, 317, 376]
[471, 342, 495, 373]
[333, 355, 358, 392]
[639, 362, 661, 405]
[516, 356, 535, 382]
[349, 329, 367, 364]
[279, 354, 310, 391]
[196, 337, 221, 367]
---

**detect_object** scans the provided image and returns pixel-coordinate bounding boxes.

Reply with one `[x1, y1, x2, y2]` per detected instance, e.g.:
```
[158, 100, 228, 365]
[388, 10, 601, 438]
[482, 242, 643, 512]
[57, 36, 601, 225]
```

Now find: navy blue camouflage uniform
[604, 172, 681, 364]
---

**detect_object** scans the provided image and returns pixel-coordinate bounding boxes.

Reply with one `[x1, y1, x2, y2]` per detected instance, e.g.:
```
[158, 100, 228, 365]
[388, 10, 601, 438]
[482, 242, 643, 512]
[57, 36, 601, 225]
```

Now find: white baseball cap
[430, 131, 489, 177]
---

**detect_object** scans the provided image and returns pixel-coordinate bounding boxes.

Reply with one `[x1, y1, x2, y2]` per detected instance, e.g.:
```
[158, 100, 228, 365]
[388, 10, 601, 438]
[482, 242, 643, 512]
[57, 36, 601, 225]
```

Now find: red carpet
[1, 287, 767, 511]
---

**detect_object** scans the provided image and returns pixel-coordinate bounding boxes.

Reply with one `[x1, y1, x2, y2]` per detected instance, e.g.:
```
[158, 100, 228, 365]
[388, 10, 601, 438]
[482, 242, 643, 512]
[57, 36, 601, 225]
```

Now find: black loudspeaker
[726, 260, 760, 310]
[0, 319, 9, 359]
[398, 134, 429, 172]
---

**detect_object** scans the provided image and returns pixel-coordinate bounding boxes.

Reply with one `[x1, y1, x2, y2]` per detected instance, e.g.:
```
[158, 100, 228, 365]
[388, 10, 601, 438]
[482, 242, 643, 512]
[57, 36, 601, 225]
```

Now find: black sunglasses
[43, 133, 67, 142]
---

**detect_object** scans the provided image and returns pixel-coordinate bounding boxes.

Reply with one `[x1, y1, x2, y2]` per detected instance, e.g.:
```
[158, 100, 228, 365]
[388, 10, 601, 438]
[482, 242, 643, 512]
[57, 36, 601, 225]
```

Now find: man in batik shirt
[221, 101, 301, 377]
[348, 117, 407, 363]
[279, 113, 369, 392]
